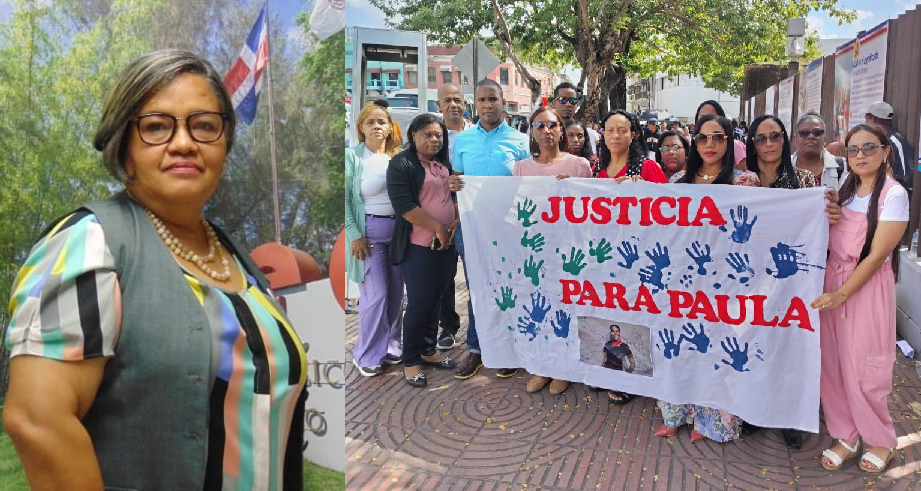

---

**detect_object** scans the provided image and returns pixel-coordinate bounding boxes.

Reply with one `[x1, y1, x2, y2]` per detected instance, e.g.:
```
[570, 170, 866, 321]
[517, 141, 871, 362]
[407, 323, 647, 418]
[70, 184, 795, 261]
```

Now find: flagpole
[264, 0, 282, 243]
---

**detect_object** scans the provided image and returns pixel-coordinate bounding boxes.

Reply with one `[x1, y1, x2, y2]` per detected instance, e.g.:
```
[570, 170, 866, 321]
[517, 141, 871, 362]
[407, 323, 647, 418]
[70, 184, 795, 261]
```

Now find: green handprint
[494, 286, 517, 311]
[517, 198, 539, 227]
[521, 230, 545, 252]
[561, 247, 588, 275]
[523, 255, 544, 286]
[588, 238, 614, 264]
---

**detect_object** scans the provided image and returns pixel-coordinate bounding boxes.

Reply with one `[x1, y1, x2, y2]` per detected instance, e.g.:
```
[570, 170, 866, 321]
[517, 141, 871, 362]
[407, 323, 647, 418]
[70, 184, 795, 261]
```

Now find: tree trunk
[607, 65, 626, 113]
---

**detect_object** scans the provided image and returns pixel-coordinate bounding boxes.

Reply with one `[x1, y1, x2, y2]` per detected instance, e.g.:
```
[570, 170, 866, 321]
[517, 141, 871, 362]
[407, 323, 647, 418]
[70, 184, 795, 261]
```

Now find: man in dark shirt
[865, 101, 914, 193]
[644, 119, 661, 151]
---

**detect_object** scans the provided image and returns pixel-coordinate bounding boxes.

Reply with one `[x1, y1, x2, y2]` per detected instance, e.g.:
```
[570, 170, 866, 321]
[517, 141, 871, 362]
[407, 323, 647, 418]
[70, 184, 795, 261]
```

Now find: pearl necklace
[145, 209, 232, 281]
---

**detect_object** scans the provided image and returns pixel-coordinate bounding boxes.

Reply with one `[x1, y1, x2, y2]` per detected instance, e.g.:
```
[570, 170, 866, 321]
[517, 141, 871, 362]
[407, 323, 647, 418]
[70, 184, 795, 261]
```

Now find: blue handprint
[616, 240, 640, 269]
[658, 329, 681, 359]
[685, 241, 712, 275]
[725, 252, 754, 284]
[523, 291, 551, 323]
[517, 198, 539, 227]
[550, 310, 571, 339]
[728, 206, 758, 244]
[521, 230, 546, 252]
[638, 242, 670, 293]
[677, 323, 709, 353]
[720, 337, 750, 372]
[517, 316, 539, 341]
[765, 242, 824, 279]
[645, 242, 671, 269]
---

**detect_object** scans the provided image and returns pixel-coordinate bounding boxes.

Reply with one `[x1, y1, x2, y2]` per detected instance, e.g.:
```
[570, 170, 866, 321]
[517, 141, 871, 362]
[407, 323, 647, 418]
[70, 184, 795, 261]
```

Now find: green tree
[370, 0, 855, 120]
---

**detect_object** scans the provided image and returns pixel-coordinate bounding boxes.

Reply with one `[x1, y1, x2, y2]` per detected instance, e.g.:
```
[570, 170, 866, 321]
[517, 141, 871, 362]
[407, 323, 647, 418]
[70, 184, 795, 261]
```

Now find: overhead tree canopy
[369, 0, 854, 120]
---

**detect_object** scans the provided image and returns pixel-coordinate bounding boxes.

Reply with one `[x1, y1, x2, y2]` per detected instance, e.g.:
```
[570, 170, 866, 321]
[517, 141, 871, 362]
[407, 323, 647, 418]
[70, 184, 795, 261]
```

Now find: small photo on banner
[578, 317, 654, 378]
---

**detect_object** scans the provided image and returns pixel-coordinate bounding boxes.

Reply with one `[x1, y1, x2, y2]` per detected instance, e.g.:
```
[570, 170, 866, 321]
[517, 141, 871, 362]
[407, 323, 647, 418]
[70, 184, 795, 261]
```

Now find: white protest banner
[803, 58, 824, 115]
[834, 39, 854, 142]
[764, 85, 776, 116]
[458, 177, 828, 431]
[848, 20, 888, 130]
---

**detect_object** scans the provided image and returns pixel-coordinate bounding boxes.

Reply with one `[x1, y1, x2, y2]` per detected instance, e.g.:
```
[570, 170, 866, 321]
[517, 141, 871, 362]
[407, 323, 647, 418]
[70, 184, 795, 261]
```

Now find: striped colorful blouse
[6, 211, 307, 490]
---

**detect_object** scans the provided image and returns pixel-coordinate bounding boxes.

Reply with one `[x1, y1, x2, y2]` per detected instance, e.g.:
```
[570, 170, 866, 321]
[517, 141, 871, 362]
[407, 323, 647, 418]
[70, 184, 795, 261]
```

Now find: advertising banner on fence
[848, 20, 889, 130]
[458, 177, 829, 431]
[798, 58, 824, 117]
[777, 76, 795, 131]
[765, 85, 776, 116]
[834, 38, 855, 142]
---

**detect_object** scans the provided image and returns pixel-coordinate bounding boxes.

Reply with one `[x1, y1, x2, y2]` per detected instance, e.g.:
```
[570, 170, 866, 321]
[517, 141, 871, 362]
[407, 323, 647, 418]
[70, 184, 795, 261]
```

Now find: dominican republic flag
[224, 6, 268, 125]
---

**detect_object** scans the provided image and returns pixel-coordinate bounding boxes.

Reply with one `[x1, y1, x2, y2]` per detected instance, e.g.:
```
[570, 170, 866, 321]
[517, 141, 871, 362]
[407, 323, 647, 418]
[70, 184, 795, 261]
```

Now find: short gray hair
[795, 111, 825, 132]
[93, 50, 236, 182]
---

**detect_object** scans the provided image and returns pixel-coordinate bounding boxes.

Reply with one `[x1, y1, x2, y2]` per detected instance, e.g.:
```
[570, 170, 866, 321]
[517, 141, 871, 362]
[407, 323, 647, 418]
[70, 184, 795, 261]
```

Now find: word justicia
[541, 195, 727, 227]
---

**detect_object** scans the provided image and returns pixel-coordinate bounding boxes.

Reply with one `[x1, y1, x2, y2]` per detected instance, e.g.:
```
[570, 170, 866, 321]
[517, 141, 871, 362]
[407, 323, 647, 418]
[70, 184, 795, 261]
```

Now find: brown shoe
[548, 379, 570, 395]
[526, 375, 551, 392]
[454, 353, 483, 379]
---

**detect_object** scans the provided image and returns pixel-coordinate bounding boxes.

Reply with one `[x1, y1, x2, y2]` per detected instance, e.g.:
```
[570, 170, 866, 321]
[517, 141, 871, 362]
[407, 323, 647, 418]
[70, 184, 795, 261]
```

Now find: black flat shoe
[740, 421, 761, 436]
[421, 357, 456, 369]
[782, 428, 802, 449]
[404, 371, 427, 388]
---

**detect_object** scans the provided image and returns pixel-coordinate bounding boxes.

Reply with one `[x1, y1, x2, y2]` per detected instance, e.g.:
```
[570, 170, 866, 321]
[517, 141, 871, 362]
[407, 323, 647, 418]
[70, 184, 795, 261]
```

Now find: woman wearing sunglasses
[654, 130, 689, 182]
[811, 124, 908, 473]
[745, 115, 817, 189]
[593, 109, 667, 183]
[515, 107, 590, 396]
[694, 100, 748, 171]
[655, 114, 759, 443]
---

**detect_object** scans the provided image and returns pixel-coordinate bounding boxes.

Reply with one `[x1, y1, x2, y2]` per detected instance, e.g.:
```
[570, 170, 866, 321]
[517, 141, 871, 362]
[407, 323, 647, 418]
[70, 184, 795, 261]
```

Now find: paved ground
[345, 259, 921, 490]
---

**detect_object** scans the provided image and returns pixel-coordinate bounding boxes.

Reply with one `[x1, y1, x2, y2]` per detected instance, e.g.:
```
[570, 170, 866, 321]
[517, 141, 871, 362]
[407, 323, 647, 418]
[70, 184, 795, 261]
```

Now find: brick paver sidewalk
[346, 259, 921, 490]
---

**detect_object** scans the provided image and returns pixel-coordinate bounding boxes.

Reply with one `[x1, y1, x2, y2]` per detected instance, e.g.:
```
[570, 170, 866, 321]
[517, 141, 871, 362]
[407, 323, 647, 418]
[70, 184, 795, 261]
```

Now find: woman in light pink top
[515, 107, 589, 396]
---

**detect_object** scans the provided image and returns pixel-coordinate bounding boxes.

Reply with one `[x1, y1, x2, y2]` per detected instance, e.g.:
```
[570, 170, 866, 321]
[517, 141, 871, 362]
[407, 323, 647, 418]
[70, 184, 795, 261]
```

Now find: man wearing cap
[644, 118, 661, 153]
[865, 101, 914, 192]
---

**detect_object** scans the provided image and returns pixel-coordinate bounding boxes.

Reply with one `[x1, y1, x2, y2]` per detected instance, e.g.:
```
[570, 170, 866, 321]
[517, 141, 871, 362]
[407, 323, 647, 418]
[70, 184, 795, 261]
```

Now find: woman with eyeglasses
[564, 120, 598, 169]
[593, 109, 667, 183]
[387, 113, 459, 388]
[654, 130, 689, 182]
[346, 104, 405, 377]
[695, 100, 747, 171]
[746, 115, 817, 189]
[514, 107, 591, 396]
[2, 51, 307, 489]
[811, 124, 908, 473]
[655, 114, 758, 443]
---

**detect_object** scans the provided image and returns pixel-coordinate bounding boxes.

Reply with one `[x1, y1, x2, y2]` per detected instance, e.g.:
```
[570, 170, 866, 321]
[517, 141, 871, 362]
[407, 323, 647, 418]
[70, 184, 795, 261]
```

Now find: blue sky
[345, 0, 921, 42]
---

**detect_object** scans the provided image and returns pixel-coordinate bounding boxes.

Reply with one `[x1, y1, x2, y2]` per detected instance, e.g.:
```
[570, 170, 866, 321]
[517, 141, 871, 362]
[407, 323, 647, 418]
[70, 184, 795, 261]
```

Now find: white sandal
[859, 447, 895, 473]
[821, 439, 860, 470]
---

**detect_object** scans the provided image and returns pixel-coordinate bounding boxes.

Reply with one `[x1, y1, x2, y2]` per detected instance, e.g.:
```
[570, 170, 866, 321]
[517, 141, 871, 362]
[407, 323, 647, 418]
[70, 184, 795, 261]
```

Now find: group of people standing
[346, 79, 910, 474]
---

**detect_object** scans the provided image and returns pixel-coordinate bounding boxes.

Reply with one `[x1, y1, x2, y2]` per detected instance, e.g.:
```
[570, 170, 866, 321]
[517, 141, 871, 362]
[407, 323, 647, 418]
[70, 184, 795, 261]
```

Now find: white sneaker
[352, 359, 383, 377]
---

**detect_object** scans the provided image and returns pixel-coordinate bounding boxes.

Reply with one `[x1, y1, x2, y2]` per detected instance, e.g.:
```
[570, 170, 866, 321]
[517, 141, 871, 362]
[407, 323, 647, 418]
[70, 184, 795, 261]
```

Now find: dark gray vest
[82, 192, 269, 490]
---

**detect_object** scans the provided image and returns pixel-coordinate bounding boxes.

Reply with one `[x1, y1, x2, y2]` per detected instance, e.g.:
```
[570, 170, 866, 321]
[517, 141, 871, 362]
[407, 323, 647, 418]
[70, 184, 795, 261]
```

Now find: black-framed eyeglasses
[532, 121, 560, 131]
[844, 143, 887, 158]
[555, 96, 579, 105]
[797, 129, 825, 139]
[751, 131, 784, 147]
[130, 111, 228, 145]
[661, 144, 683, 153]
[692, 132, 727, 144]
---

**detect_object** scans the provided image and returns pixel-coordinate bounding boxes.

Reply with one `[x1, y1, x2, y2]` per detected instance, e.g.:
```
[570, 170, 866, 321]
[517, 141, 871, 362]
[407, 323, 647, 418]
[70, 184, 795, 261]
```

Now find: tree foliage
[0, 0, 342, 388]
[369, 0, 854, 119]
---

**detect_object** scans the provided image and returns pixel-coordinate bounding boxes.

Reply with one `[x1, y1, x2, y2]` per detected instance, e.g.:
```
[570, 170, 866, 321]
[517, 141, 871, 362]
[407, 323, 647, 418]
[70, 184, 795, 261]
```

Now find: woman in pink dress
[515, 107, 591, 396]
[812, 124, 909, 473]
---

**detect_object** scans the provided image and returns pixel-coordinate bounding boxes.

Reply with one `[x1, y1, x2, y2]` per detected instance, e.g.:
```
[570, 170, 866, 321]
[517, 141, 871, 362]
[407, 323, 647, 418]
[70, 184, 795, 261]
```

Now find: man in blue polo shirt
[452, 78, 530, 379]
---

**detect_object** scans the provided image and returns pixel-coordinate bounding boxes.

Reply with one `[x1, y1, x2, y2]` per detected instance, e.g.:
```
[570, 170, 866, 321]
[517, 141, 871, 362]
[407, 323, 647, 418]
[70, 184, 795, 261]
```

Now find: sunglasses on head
[751, 131, 784, 146]
[555, 96, 579, 105]
[531, 121, 560, 130]
[692, 132, 726, 144]
[797, 129, 825, 139]
[844, 143, 887, 158]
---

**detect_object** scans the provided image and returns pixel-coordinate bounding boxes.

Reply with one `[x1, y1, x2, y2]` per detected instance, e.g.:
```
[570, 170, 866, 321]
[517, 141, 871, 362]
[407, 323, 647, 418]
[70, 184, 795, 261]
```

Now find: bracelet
[836, 290, 848, 301]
